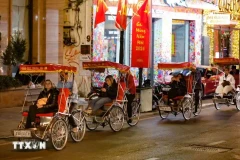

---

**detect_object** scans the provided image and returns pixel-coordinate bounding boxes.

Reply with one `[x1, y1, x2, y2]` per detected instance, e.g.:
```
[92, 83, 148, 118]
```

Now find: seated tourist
[25, 79, 59, 128]
[85, 75, 118, 114]
[168, 73, 187, 105]
[215, 67, 235, 98]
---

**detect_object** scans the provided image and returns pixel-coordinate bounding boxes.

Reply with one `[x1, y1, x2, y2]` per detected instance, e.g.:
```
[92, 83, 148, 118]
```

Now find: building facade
[92, 0, 218, 84]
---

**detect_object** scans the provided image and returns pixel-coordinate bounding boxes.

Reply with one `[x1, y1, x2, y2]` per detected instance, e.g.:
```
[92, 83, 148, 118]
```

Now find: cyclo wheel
[213, 98, 221, 110]
[85, 115, 99, 131]
[109, 105, 125, 132]
[181, 97, 193, 120]
[70, 111, 86, 142]
[236, 92, 240, 111]
[127, 101, 141, 127]
[158, 98, 169, 119]
[50, 118, 68, 151]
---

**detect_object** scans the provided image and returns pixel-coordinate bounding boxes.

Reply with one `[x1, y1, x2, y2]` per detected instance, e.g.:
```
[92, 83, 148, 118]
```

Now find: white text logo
[12, 141, 46, 150]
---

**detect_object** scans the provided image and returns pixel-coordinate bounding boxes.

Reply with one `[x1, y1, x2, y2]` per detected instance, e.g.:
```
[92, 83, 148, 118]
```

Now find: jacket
[126, 73, 136, 95]
[35, 88, 59, 109]
[105, 82, 118, 100]
[193, 70, 202, 90]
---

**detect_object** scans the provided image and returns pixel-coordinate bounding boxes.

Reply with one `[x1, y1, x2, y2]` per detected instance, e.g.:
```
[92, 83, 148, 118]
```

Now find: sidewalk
[0, 99, 214, 138]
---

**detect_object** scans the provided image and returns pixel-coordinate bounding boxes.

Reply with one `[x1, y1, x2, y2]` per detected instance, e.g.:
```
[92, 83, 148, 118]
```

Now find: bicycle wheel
[85, 116, 99, 131]
[70, 111, 86, 142]
[109, 106, 125, 132]
[181, 97, 193, 120]
[236, 92, 240, 111]
[50, 118, 68, 151]
[158, 98, 169, 119]
[213, 98, 221, 110]
[127, 101, 141, 127]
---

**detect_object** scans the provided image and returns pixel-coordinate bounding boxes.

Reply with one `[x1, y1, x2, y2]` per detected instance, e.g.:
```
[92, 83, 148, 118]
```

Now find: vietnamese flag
[137, 0, 149, 30]
[115, 0, 128, 30]
[94, 0, 108, 28]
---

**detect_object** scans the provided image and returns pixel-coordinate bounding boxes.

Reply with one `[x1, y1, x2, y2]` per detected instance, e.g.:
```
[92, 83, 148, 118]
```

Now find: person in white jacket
[215, 67, 235, 97]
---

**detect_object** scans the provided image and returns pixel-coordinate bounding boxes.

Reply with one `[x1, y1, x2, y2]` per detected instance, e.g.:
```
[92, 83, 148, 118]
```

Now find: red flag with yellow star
[137, 0, 149, 29]
[115, 0, 128, 30]
[94, 0, 108, 28]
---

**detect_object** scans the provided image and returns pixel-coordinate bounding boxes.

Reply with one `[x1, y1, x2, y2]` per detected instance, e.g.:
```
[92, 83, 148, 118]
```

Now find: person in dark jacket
[85, 75, 118, 114]
[25, 79, 59, 128]
[192, 68, 202, 114]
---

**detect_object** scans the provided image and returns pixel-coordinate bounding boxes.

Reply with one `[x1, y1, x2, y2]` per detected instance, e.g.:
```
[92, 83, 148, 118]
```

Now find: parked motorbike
[153, 82, 171, 109]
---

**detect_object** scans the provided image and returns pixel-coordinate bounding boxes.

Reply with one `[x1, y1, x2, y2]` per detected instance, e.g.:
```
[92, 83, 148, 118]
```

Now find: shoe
[127, 119, 132, 124]
[230, 101, 235, 105]
[72, 127, 78, 133]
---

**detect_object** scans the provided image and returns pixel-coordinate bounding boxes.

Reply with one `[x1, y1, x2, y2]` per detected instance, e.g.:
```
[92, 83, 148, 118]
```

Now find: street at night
[1, 100, 240, 160]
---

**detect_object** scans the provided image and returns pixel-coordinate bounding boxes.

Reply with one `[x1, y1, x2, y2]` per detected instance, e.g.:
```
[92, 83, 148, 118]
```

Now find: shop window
[171, 20, 189, 62]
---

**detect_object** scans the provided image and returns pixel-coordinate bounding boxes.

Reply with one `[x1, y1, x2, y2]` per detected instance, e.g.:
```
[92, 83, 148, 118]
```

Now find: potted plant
[1, 31, 26, 76]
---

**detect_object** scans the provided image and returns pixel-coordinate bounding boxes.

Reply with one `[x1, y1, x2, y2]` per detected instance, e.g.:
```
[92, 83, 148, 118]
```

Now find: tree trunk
[7, 65, 12, 76]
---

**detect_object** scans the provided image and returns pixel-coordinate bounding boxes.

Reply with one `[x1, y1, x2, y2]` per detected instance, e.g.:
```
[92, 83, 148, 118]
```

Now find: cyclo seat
[22, 111, 55, 117]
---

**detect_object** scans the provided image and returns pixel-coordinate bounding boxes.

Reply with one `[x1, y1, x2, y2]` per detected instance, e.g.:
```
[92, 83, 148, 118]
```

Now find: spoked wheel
[193, 99, 202, 116]
[236, 92, 240, 111]
[85, 116, 99, 131]
[50, 118, 68, 151]
[158, 98, 169, 119]
[213, 99, 221, 110]
[181, 98, 193, 120]
[70, 111, 86, 142]
[127, 101, 141, 127]
[109, 106, 125, 132]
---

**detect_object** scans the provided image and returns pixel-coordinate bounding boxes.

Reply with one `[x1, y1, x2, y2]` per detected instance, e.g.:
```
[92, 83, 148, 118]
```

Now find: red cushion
[58, 88, 71, 113]
[185, 75, 193, 93]
[22, 111, 54, 117]
[173, 96, 184, 100]
[116, 82, 126, 101]
[104, 102, 113, 106]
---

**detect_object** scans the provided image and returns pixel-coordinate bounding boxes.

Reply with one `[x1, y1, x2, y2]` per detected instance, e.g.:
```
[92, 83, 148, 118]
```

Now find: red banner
[115, 0, 128, 30]
[131, 0, 151, 68]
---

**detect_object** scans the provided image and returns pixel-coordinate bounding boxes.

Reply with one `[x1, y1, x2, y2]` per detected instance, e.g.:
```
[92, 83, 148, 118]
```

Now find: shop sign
[131, 0, 151, 68]
[206, 14, 230, 25]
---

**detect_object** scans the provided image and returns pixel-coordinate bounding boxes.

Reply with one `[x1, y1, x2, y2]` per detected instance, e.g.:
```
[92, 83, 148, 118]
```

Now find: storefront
[92, 0, 218, 85]
[202, 1, 240, 65]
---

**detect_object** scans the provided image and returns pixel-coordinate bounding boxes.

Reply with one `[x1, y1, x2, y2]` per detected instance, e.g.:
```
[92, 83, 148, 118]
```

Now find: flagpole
[119, 30, 124, 64]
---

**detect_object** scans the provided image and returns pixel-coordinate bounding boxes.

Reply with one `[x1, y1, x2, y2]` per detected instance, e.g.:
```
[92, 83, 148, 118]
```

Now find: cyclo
[212, 57, 240, 110]
[12, 64, 86, 150]
[82, 61, 141, 132]
[157, 62, 202, 120]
